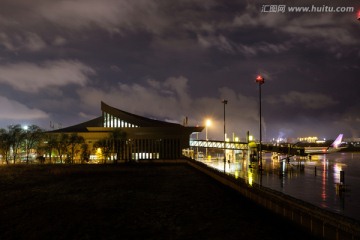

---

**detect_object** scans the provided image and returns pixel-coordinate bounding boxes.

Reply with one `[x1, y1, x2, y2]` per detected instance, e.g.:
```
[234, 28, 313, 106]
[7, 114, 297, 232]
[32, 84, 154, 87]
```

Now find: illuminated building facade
[297, 136, 319, 143]
[50, 102, 203, 162]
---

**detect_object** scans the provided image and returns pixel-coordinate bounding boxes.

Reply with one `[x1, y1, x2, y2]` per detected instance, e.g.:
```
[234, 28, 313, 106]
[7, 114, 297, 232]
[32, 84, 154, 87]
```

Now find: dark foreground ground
[0, 164, 319, 240]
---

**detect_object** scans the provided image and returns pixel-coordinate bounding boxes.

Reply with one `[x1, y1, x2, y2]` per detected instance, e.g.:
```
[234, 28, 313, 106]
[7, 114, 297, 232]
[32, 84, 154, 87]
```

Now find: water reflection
[333, 162, 347, 184]
[196, 152, 360, 221]
[321, 157, 327, 208]
[247, 168, 253, 186]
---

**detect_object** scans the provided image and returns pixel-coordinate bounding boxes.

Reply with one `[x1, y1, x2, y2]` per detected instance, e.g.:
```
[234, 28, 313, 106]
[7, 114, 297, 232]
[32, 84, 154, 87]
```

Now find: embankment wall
[186, 159, 360, 240]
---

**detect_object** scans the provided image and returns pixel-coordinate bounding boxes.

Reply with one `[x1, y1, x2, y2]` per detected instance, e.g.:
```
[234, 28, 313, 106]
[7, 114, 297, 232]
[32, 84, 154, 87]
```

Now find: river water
[199, 152, 360, 222]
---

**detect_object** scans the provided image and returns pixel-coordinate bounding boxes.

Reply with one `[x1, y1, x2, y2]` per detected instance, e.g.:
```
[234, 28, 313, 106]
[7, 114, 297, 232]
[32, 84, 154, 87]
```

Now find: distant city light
[298, 136, 318, 143]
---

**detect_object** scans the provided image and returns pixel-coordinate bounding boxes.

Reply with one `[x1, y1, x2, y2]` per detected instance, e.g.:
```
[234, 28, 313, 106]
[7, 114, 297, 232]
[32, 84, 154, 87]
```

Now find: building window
[103, 111, 139, 128]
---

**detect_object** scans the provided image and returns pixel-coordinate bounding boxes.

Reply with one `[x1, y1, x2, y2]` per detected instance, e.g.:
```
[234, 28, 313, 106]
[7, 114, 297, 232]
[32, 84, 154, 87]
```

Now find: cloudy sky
[0, 0, 359, 141]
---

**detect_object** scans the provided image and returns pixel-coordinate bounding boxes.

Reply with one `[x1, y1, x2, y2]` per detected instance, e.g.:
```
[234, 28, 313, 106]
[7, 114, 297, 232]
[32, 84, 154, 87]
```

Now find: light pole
[23, 125, 28, 164]
[222, 100, 228, 172]
[196, 131, 199, 160]
[205, 119, 211, 160]
[255, 75, 265, 170]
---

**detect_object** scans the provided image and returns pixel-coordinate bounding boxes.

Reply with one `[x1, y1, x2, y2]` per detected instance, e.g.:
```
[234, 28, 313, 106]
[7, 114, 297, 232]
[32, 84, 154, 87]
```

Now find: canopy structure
[50, 101, 203, 161]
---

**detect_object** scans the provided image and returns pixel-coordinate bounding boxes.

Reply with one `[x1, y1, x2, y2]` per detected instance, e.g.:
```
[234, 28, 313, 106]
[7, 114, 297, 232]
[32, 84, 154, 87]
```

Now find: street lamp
[255, 75, 265, 170]
[205, 119, 211, 139]
[205, 119, 212, 159]
[222, 100, 228, 172]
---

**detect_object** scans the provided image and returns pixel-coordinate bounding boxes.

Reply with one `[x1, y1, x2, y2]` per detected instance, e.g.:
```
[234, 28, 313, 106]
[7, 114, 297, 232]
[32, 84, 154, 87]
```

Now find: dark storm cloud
[38, 0, 169, 34]
[0, 32, 47, 52]
[0, 0, 359, 140]
[0, 60, 94, 92]
[0, 96, 48, 119]
[267, 91, 338, 110]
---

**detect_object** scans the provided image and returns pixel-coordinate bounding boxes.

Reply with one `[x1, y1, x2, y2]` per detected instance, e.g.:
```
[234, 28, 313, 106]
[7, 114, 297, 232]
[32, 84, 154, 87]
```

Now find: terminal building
[49, 102, 203, 162]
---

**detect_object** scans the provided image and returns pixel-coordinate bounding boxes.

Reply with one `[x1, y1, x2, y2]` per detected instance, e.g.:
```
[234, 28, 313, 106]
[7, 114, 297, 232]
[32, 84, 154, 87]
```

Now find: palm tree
[94, 139, 112, 164]
[53, 133, 71, 164]
[42, 133, 58, 164]
[68, 133, 85, 164]
[80, 143, 90, 163]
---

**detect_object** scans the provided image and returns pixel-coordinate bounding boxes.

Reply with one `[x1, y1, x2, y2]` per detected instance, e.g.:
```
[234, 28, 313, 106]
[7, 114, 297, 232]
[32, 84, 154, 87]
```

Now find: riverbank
[0, 164, 318, 239]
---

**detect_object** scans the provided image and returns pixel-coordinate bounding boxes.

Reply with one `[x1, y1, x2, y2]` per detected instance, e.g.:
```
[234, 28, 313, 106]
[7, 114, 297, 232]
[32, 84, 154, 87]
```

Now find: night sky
[0, 0, 359, 141]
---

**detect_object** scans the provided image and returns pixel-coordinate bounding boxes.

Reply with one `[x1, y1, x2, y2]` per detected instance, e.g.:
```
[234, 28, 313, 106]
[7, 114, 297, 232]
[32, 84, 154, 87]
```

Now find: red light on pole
[255, 74, 265, 171]
[256, 75, 265, 85]
[357, 10, 360, 20]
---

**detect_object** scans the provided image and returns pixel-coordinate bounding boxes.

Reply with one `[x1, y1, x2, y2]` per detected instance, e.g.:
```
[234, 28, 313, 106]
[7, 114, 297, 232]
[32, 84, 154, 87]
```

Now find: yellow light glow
[334, 163, 342, 173]
[249, 135, 253, 141]
[298, 136, 318, 143]
[205, 119, 212, 127]
[235, 137, 239, 142]
[248, 170, 253, 186]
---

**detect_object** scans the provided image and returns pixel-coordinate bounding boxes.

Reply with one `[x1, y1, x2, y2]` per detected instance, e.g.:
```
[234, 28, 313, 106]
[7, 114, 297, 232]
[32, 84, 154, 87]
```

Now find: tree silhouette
[8, 125, 25, 164]
[68, 133, 85, 163]
[0, 128, 11, 164]
[24, 125, 44, 164]
[111, 129, 127, 163]
[94, 139, 112, 164]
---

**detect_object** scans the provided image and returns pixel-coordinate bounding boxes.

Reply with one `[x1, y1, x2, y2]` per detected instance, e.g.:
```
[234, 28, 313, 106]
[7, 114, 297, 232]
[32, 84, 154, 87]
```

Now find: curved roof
[101, 101, 183, 128]
[49, 102, 204, 133]
[49, 117, 103, 133]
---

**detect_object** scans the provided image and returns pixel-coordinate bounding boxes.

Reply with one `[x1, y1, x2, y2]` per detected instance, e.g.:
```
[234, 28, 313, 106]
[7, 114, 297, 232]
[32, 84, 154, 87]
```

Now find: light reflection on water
[199, 152, 360, 221]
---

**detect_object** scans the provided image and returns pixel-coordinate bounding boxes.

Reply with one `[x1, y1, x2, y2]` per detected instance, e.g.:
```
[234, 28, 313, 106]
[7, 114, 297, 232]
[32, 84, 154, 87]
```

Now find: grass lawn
[0, 164, 318, 239]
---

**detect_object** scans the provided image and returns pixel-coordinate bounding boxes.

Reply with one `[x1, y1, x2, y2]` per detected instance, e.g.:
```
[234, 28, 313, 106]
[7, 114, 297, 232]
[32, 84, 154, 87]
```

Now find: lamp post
[23, 125, 28, 164]
[196, 131, 199, 160]
[222, 100, 228, 172]
[205, 119, 211, 160]
[255, 75, 265, 170]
